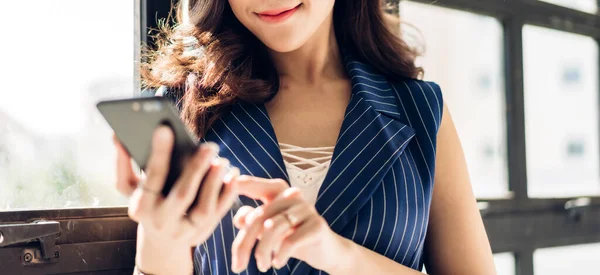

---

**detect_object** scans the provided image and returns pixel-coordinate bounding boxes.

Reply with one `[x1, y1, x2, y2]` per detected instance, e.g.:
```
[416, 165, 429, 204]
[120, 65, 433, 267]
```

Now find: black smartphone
[97, 97, 202, 200]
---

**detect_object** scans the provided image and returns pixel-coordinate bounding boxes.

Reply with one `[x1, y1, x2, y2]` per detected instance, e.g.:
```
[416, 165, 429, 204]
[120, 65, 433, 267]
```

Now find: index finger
[234, 176, 288, 203]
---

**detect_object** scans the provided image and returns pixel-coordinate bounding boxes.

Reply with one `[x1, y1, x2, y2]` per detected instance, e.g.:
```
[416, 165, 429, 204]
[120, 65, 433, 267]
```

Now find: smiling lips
[257, 3, 302, 23]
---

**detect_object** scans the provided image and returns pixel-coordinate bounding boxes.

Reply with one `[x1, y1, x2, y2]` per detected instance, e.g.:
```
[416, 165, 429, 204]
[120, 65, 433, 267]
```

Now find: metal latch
[564, 197, 592, 222]
[0, 220, 61, 265]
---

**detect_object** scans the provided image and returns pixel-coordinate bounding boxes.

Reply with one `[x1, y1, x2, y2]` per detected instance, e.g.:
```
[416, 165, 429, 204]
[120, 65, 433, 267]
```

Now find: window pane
[0, 0, 134, 210]
[494, 253, 515, 275]
[423, 253, 515, 274]
[534, 243, 600, 274]
[539, 0, 597, 14]
[523, 25, 600, 198]
[400, 3, 508, 198]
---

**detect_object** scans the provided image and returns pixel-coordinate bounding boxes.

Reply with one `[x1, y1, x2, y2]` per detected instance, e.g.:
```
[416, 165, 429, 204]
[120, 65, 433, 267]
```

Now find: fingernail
[224, 167, 239, 184]
[231, 259, 241, 273]
[205, 142, 220, 153]
[264, 219, 274, 229]
[246, 208, 264, 225]
[254, 256, 263, 272]
[231, 257, 242, 273]
[257, 261, 268, 273]
[272, 258, 282, 269]
[154, 126, 172, 142]
[224, 170, 234, 184]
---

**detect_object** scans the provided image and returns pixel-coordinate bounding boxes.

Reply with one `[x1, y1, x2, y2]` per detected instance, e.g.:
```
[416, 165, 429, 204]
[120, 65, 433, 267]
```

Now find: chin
[259, 33, 310, 53]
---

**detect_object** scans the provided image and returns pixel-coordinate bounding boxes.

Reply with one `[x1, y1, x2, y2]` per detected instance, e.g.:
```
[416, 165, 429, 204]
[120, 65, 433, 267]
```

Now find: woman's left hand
[231, 176, 349, 273]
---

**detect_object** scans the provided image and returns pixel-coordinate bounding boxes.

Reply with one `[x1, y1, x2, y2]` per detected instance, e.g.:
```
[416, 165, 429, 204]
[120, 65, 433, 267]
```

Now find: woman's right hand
[114, 126, 240, 275]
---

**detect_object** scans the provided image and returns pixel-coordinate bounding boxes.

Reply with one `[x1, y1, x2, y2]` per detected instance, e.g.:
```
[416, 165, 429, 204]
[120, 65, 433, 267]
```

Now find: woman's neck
[268, 15, 346, 84]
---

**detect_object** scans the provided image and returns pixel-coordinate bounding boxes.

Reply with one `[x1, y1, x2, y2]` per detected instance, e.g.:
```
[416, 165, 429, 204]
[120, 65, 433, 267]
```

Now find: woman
[115, 0, 497, 274]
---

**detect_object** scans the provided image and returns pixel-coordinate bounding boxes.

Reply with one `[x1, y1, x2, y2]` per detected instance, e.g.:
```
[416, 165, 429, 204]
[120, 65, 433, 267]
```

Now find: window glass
[400, 2, 508, 198]
[494, 253, 516, 275]
[423, 253, 515, 274]
[539, 0, 597, 14]
[523, 25, 600, 198]
[0, 0, 134, 210]
[534, 243, 600, 274]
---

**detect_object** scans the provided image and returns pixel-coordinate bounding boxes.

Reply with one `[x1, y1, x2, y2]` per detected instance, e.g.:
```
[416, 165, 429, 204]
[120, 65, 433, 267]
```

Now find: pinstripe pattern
[160, 53, 443, 275]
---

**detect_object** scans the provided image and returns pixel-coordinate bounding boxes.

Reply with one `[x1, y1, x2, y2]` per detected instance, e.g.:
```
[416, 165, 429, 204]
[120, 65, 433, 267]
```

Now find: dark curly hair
[141, 0, 422, 137]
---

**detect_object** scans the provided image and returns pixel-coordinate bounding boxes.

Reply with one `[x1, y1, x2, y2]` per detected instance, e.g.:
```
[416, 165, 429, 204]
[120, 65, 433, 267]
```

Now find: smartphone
[97, 97, 202, 200]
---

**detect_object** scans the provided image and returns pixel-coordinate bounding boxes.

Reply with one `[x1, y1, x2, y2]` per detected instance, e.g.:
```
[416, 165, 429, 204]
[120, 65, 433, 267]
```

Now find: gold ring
[284, 212, 299, 227]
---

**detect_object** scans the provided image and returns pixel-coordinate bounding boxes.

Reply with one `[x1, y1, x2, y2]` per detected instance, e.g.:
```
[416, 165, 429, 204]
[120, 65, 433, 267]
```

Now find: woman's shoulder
[387, 76, 443, 101]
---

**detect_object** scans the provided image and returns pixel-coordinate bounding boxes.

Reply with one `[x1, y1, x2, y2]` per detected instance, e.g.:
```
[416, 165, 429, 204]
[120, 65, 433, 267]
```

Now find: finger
[231, 188, 302, 272]
[254, 214, 292, 272]
[190, 158, 229, 221]
[139, 126, 174, 210]
[113, 134, 136, 177]
[246, 188, 303, 226]
[282, 202, 314, 227]
[233, 206, 255, 229]
[216, 167, 241, 217]
[257, 203, 314, 270]
[114, 134, 139, 197]
[161, 143, 219, 225]
[272, 217, 322, 269]
[127, 187, 145, 223]
[234, 176, 288, 203]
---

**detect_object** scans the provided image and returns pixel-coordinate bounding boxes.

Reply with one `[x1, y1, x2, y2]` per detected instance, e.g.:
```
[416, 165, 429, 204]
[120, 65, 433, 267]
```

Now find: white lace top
[279, 143, 334, 205]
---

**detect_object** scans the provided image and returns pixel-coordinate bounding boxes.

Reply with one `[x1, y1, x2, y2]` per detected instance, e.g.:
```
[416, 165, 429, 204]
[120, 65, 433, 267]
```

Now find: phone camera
[142, 101, 162, 112]
[132, 102, 141, 112]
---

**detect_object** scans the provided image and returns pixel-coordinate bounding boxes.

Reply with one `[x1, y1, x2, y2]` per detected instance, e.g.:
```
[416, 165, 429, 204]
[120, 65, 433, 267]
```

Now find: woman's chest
[264, 82, 351, 150]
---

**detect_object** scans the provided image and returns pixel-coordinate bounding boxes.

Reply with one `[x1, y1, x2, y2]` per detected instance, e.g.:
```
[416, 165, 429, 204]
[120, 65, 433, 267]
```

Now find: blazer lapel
[314, 55, 416, 233]
[288, 56, 416, 275]
[203, 102, 290, 206]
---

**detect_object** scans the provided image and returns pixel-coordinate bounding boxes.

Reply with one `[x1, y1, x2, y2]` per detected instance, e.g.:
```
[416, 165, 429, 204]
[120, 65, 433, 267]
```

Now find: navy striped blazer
[157, 53, 444, 275]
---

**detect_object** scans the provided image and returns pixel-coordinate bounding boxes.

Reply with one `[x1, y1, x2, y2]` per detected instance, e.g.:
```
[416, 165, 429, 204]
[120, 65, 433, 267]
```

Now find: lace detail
[279, 143, 334, 205]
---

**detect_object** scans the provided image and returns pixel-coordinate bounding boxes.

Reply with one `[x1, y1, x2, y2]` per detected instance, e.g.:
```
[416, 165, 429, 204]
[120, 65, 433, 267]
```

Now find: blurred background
[0, 0, 599, 274]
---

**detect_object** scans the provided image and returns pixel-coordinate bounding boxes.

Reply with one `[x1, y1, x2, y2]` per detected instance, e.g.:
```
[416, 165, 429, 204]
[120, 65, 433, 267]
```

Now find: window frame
[1, 1, 599, 274]
[0, 0, 165, 273]
[402, 0, 600, 274]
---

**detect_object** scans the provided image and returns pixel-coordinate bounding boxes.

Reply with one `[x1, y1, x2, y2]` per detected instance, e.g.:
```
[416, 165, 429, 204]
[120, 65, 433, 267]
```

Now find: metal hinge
[0, 220, 61, 265]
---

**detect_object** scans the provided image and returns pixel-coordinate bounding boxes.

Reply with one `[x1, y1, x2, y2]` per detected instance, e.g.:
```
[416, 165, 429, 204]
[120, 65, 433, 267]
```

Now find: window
[523, 25, 600, 198]
[0, 0, 135, 210]
[1, 1, 143, 273]
[424, 254, 515, 275]
[539, 0, 598, 14]
[534, 243, 600, 274]
[400, 1, 508, 199]
[400, 0, 600, 274]
[494, 253, 516, 275]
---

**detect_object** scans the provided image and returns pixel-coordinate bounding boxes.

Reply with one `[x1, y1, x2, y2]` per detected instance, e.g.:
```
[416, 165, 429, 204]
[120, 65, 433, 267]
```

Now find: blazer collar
[203, 53, 416, 273]
[314, 54, 416, 231]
